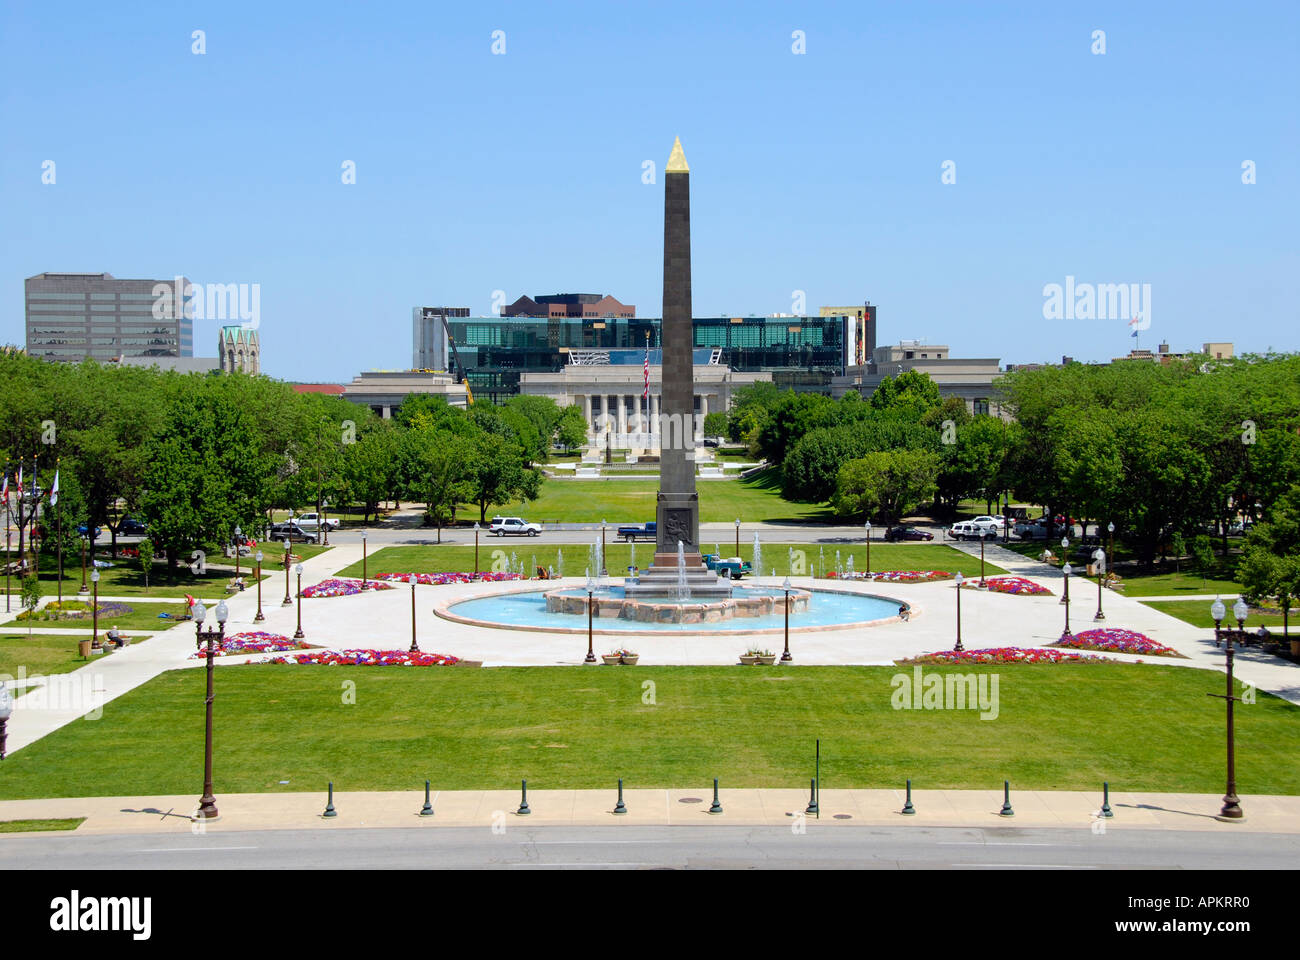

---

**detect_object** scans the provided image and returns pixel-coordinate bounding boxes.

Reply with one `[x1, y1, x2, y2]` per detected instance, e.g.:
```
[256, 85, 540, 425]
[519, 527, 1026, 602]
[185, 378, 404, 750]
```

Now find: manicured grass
[11, 601, 189, 632]
[0, 818, 84, 833]
[1142, 600, 1294, 633]
[336, 543, 1006, 580]
[0, 634, 106, 677]
[1, 664, 1296, 799]
[454, 470, 836, 524]
[997, 541, 1244, 598]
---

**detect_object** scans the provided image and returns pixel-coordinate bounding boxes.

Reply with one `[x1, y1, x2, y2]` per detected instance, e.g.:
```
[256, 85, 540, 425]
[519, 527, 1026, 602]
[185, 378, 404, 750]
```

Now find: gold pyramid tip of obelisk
[666, 136, 689, 173]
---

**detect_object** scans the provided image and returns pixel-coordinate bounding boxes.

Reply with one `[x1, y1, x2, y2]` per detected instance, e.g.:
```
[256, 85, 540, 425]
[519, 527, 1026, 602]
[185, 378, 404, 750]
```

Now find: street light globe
[735, 519, 740, 527]
[1062, 563, 1072, 577]
[361, 529, 367, 541]
[0, 682, 14, 721]
[955, 572, 964, 585]
[473, 522, 479, 532]
[782, 575, 792, 591]
[283, 538, 290, 551]
[295, 564, 304, 576]
[234, 525, 241, 538]
[91, 570, 99, 583]
[1232, 599, 1248, 623]
[1211, 597, 1226, 622]
[255, 551, 263, 564]
[1061, 536, 1069, 549]
[192, 600, 207, 623]
[215, 600, 229, 623]
[1108, 521, 1115, 533]
[408, 574, 416, 586]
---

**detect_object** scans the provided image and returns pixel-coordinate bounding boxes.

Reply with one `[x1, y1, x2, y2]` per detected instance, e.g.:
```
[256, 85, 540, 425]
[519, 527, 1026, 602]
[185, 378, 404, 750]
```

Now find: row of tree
[0, 352, 586, 576]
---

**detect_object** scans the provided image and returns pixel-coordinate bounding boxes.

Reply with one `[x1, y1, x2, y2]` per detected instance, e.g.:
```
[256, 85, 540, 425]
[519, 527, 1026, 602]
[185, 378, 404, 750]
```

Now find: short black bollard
[999, 780, 1014, 817]
[614, 778, 627, 815]
[420, 779, 434, 817]
[805, 778, 819, 816]
[902, 779, 916, 815]
[708, 778, 723, 815]
[1100, 781, 1113, 818]
[517, 779, 531, 815]
[323, 781, 337, 818]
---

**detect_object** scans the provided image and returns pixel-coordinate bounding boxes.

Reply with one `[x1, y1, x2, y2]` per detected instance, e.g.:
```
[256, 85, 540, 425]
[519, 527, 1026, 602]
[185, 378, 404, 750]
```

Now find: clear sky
[2, 0, 1296, 382]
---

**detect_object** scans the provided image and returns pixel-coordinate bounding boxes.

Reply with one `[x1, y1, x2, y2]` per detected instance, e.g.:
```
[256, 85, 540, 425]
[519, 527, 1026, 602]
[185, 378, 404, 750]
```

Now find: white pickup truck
[290, 512, 340, 533]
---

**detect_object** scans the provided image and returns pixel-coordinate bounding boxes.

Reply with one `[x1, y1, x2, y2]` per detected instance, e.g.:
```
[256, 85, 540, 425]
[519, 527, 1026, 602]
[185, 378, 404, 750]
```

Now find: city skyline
[3, 1, 1296, 382]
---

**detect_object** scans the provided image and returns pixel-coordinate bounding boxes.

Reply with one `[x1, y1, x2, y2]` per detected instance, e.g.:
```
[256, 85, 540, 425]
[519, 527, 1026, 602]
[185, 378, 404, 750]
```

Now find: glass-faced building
[25, 272, 193, 362]
[428, 314, 853, 404]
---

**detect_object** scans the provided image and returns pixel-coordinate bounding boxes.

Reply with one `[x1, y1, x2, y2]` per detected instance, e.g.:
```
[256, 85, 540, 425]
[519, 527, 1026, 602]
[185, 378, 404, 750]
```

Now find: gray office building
[412, 306, 470, 370]
[25, 272, 193, 362]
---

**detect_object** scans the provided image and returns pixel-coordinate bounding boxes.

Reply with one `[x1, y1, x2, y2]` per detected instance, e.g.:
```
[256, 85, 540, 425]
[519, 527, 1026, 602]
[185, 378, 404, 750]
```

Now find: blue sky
[2, 0, 1296, 381]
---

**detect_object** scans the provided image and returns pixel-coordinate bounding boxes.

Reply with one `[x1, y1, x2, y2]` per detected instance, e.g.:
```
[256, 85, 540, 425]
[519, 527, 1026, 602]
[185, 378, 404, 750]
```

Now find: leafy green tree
[138, 537, 154, 588]
[400, 428, 474, 540]
[833, 449, 940, 523]
[21, 574, 41, 637]
[1191, 535, 1216, 588]
[703, 411, 729, 438]
[554, 405, 589, 454]
[466, 431, 541, 525]
[1239, 487, 1300, 640]
[869, 370, 942, 419]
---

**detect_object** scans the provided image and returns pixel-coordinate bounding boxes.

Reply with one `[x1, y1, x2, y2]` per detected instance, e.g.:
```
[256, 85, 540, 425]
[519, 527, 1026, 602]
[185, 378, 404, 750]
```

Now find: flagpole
[4, 467, 10, 613]
[55, 458, 62, 607]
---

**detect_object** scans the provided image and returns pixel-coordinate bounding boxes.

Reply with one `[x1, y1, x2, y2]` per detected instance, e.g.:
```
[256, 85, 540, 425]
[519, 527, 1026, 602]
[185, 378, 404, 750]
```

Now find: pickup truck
[617, 521, 657, 542]
[290, 512, 340, 533]
[703, 554, 751, 579]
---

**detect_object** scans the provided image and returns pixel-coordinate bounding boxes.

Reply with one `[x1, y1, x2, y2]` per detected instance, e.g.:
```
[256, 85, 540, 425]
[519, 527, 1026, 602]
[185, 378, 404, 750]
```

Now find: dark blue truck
[617, 521, 657, 542]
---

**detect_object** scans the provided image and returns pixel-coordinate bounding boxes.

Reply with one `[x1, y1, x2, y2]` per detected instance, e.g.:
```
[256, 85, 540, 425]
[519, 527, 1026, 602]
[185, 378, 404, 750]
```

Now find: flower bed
[1055, 628, 1181, 658]
[18, 600, 135, 622]
[189, 631, 312, 658]
[827, 570, 953, 583]
[374, 571, 521, 586]
[961, 576, 1052, 596]
[264, 648, 461, 666]
[899, 647, 1114, 665]
[300, 578, 396, 598]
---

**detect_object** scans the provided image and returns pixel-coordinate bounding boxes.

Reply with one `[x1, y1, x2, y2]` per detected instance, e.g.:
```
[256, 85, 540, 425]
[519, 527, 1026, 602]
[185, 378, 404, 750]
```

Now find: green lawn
[336, 543, 1006, 580]
[0, 633, 107, 677]
[0, 818, 84, 833]
[1, 664, 1296, 799]
[997, 540, 1244, 598]
[1142, 600, 1294, 633]
[455, 470, 836, 524]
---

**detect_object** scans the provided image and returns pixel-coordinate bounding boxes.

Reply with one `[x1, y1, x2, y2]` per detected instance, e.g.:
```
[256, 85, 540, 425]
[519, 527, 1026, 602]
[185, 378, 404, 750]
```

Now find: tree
[465, 431, 541, 525]
[400, 428, 474, 541]
[138, 538, 155, 588]
[1239, 487, 1300, 641]
[869, 370, 942, 419]
[833, 449, 940, 523]
[703, 411, 728, 438]
[1191, 535, 1216, 588]
[21, 574, 41, 637]
[554, 405, 589, 454]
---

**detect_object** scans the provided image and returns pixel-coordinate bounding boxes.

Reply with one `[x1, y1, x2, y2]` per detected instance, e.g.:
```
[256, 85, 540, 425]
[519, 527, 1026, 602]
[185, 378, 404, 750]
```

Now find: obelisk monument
[655, 136, 700, 559]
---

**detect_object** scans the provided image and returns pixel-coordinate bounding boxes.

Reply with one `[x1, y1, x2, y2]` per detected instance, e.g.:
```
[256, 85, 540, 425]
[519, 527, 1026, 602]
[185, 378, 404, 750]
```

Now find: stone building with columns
[519, 349, 770, 449]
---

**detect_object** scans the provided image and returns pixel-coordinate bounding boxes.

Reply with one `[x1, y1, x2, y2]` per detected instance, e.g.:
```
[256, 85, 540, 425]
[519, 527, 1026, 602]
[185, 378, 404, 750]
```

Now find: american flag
[643, 341, 650, 399]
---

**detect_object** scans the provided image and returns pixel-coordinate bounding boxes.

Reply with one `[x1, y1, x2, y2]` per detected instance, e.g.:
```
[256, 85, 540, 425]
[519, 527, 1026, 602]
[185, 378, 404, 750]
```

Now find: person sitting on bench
[106, 625, 129, 648]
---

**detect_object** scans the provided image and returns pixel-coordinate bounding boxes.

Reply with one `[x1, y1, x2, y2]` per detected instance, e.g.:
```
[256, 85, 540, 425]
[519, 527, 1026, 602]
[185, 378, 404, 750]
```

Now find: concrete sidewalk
[2, 788, 1296, 836]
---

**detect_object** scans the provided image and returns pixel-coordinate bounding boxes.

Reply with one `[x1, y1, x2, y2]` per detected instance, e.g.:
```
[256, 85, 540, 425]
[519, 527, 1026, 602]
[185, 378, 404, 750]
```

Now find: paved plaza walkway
[2, 787, 1298, 835]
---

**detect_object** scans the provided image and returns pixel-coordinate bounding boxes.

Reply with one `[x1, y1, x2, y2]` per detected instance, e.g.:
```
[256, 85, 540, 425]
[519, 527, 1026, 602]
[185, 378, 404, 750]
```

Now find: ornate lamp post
[360, 529, 369, 589]
[733, 518, 740, 557]
[0, 681, 12, 759]
[864, 522, 871, 576]
[473, 522, 480, 578]
[408, 573, 420, 653]
[322, 499, 330, 547]
[281, 538, 293, 606]
[78, 534, 89, 594]
[254, 550, 264, 622]
[953, 571, 965, 652]
[233, 525, 242, 582]
[1209, 597, 1245, 820]
[192, 598, 228, 821]
[1003, 497, 1011, 543]
[91, 569, 100, 650]
[293, 563, 305, 639]
[978, 530, 987, 588]
[1092, 548, 1106, 621]
[1060, 537, 1070, 604]
[601, 519, 608, 576]
[1107, 521, 1115, 566]
[584, 572, 596, 663]
[781, 575, 793, 662]
[1061, 563, 1073, 639]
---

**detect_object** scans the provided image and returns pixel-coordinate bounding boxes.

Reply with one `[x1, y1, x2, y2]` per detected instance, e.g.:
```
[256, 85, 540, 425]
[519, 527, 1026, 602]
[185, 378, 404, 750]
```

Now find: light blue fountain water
[448, 586, 903, 633]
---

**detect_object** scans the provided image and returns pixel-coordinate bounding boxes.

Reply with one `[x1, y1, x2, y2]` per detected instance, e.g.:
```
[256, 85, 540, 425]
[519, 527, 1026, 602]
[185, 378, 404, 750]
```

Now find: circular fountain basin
[440, 585, 906, 635]
[544, 585, 811, 624]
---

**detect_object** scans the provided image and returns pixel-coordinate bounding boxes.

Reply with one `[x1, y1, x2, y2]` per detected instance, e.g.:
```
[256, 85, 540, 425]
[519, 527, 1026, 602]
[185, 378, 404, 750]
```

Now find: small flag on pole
[50, 469, 59, 507]
[643, 340, 650, 399]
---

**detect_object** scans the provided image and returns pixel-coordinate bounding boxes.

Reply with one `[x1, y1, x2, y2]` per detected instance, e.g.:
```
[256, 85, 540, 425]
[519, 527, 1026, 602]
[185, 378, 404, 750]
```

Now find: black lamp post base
[78, 586, 89, 595]
[583, 652, 597, 663]
[195, 800, 219, 822]
[293, 628, 305, 640]
[254, 612, 265, 623]
[281, 598, 293, 607]
[1217, 794, 1244, 820]
[1093, 612, 1106, 621]
[780, 651, 792, 662]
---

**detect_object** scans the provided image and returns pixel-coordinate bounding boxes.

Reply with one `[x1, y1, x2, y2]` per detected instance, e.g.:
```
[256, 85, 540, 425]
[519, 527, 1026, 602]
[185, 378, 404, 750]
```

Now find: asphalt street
[3, 825, 1295, 869]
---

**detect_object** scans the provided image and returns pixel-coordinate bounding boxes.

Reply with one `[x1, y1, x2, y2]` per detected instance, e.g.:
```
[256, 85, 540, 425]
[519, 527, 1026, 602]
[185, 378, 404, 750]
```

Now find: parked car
[884, 526, 934, 542]
[969, 516, 1003, 536]
[120, 517, 148, 535]
[950, 521, 996, 541]
[617, 521, 657, 542]
[269, 520, 314, 543]
[290, 512, 340, 533]
[1013, 519, 1050, 540]
[489, 516, 540, 537]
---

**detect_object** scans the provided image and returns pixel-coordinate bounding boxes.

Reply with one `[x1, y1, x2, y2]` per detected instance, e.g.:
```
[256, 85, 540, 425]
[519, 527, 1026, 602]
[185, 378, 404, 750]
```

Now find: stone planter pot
[602, 654, 623, 665]
[620, 655, 640, 666]
[739, 654, 759, 665]
[756, 654, 777, 666]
